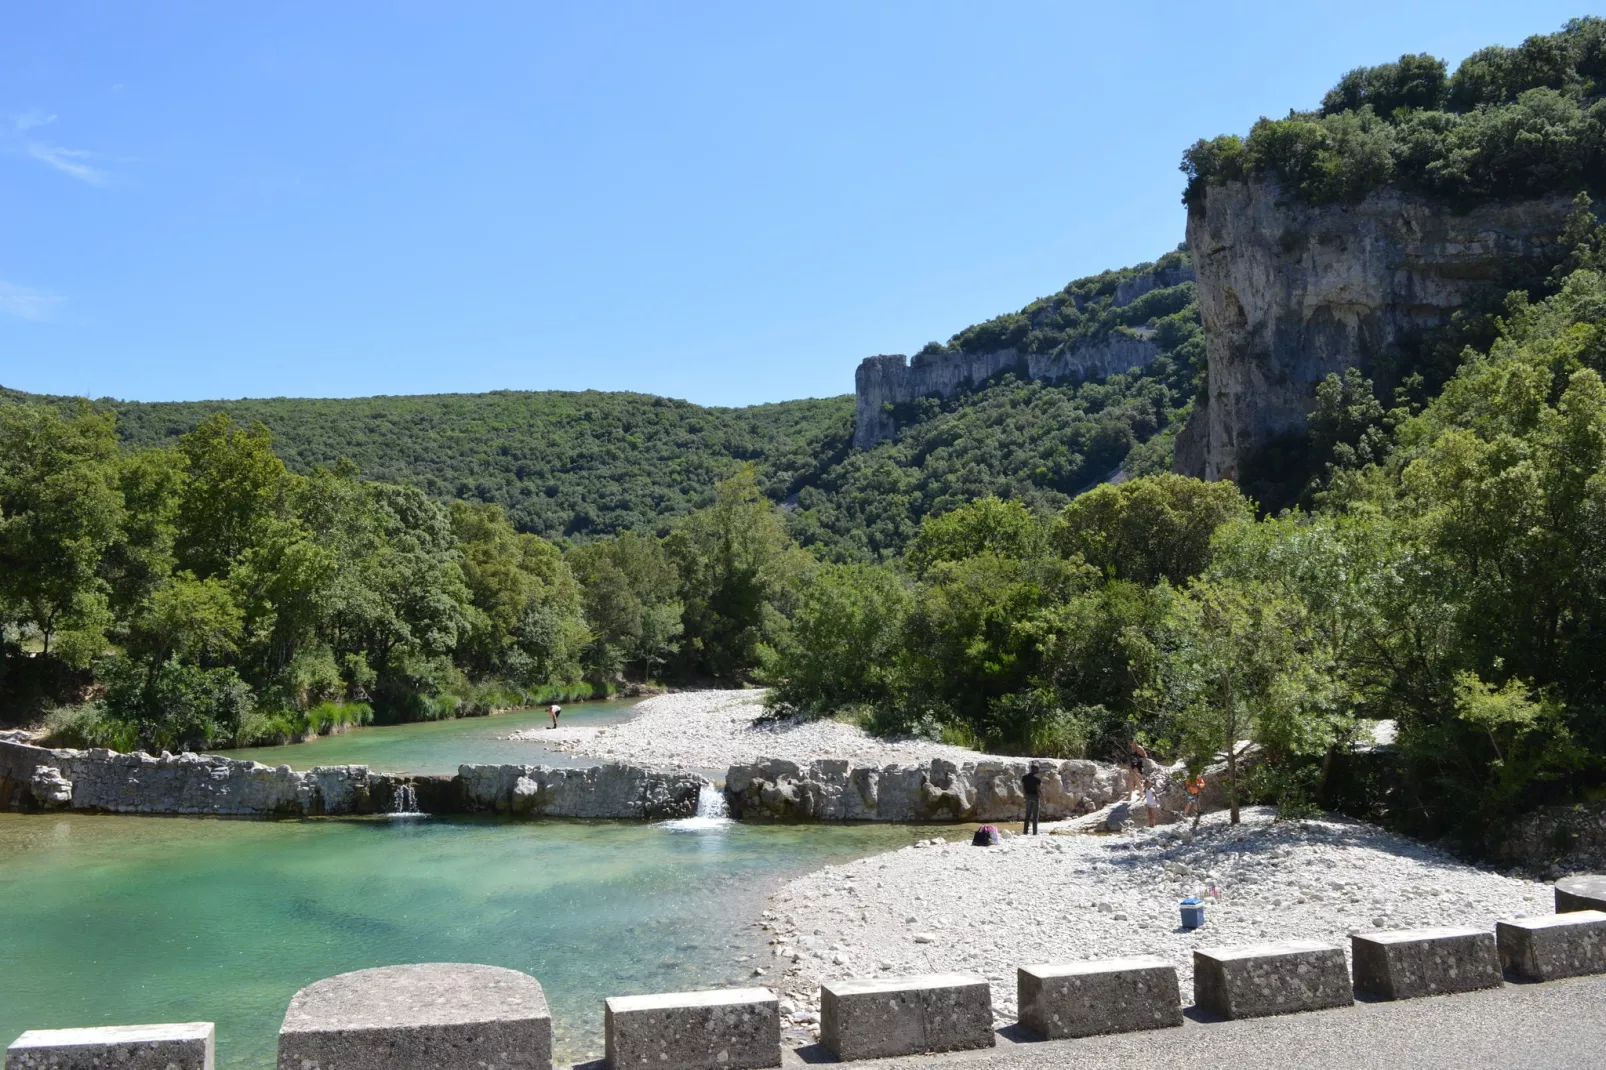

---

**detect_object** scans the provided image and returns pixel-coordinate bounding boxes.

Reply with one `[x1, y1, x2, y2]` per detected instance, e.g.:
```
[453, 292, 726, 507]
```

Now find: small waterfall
[389, 783, 426, 819]
[661, 783, 733, 831]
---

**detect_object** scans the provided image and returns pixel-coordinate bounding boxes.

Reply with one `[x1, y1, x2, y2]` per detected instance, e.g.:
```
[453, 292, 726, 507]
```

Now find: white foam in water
[660, 784, 733, 831]
[389, 783, 428, 819]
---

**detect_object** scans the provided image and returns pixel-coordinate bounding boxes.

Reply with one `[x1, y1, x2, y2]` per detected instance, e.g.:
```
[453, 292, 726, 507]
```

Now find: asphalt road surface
[778, 974, 1606, 1070]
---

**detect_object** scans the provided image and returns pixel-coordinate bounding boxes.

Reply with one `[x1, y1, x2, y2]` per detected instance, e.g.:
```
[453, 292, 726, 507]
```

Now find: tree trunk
[1226, 741, 1240, 825]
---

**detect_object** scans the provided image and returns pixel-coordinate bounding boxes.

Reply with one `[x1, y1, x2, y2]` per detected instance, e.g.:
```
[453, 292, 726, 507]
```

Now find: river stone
[604, 988, 778, 1070]
[1350, 927, 1501, 1000]
[1497, 910, 1606, 981]
[820, 974, 992, 1061]
[1017, 956, 1182, 1039]
[1555, 875, 1606, 914]
[1192, 941, 1352, 1019]
[5, 1023, 214, 1070]
[277, 963, 551, 1070]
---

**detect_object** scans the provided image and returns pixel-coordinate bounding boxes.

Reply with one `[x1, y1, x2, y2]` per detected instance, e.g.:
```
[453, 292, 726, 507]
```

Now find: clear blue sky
[1, 2, 1595, 407]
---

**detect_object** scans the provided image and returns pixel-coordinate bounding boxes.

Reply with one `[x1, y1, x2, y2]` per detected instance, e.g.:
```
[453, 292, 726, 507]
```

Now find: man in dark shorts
[1021, 763, 1042, 835]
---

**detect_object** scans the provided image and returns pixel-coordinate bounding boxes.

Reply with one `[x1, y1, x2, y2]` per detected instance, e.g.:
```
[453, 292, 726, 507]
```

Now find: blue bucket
[1180, 898, 1205, 929]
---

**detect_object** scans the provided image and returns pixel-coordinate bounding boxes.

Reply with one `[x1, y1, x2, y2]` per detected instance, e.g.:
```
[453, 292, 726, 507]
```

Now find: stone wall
[1175, 178, 1577, 483]
[456, 762, 704, 819]
[724, 757, 1127, 822]
[0, 739, 702, 820]
[851, 265, 1192, 449]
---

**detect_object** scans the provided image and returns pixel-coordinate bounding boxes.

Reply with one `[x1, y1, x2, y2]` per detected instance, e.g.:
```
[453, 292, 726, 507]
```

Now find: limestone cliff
[853, 264, 1194, 449]
[1176, 179, 1577, 482]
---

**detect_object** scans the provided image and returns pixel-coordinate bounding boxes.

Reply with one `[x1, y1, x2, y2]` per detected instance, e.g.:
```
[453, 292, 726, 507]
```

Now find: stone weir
[0, 738, 704, 820]
[724, 757, 1127, 822]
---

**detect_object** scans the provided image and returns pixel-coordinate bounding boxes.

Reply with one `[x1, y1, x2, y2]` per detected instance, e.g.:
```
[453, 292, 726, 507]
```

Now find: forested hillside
[3, 254, 1200, 562]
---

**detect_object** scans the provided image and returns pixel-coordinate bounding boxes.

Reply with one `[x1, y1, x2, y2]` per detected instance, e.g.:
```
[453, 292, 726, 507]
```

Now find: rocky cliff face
[1176, 179, 1577, 482]
[853, 265, 1194, 449]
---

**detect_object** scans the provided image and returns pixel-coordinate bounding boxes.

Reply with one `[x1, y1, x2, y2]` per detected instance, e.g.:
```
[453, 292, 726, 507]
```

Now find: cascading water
[389, 783, 426, 819]
[660, 783, 733, 831]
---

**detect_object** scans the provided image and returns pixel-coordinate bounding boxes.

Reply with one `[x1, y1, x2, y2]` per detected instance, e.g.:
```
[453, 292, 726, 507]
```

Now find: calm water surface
[220, 699, 641, 774]
[0, 812, 927, 1067]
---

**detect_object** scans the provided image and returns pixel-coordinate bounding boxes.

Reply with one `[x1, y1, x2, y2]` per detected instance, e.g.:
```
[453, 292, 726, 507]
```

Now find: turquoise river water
[0, 707, 930, 1067]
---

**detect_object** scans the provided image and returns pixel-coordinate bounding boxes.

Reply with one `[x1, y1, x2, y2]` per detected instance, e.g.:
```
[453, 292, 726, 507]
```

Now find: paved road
[778, 974, 1606, 1069]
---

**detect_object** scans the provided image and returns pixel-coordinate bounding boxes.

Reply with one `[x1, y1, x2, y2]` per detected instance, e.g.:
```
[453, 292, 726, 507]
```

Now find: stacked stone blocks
[4, 1024, 214, 1070]
[819, 974, 993, 1061]
[1192, 941, 1353, 1019]
[1017, 956, 1182, 1039]
[1350, 927, 1502, 1000]
[1496, 910, 1606, 981]
[276, 963, 552, 1070]
[604, 989, 779, 1070]
[1554, 874, 1606, 914]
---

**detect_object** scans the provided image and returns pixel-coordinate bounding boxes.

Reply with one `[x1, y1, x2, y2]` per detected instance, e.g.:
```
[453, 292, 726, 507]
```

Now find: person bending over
[1021, 762, 1042, 836]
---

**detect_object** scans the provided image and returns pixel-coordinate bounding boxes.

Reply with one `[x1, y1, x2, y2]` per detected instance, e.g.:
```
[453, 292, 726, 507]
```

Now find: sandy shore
[509, 689, 988, 772]
[754, 806, 1545, 1037]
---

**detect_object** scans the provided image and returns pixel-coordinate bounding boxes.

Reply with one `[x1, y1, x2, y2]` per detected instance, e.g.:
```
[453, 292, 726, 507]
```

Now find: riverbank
[754, 806, 1546, 1041]
[514, 689, 990, 771]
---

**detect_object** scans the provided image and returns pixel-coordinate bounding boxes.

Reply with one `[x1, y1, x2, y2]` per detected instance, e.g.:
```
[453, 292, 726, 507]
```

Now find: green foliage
[768, 563, 911, 717]
[664, 468, 808, 682]
[1183, 19, 1606, 208]
[1053, 474, 1252, 585]
[566, 532, 683, 682]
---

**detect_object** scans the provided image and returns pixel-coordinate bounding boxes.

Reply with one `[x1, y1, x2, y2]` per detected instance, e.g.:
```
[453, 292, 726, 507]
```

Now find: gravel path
[509, 689, 988, 772]
[755, 806, 1547, 1038]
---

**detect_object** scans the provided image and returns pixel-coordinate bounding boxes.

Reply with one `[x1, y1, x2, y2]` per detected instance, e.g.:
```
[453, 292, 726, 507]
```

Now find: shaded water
[220, 699, 641, 774]
[0, 812, 926, 1067]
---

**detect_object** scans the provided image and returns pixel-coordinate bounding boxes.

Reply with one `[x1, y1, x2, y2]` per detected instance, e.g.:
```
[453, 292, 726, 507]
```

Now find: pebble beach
[757, 807, 1546, 1038]
[509, 688, 990, 771]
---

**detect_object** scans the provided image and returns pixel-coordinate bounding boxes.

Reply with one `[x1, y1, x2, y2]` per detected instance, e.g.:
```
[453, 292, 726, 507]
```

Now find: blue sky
[1, 2, 1595, 407]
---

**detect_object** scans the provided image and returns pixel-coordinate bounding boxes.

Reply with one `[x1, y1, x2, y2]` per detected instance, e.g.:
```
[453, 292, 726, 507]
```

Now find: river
[0, 705, 926, 1066]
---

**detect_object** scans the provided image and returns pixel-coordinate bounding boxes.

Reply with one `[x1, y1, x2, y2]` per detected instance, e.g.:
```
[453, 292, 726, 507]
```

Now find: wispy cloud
[26, 142, 108, 185]
[0, 281, 63, 323]
[15, 110, 57, 132]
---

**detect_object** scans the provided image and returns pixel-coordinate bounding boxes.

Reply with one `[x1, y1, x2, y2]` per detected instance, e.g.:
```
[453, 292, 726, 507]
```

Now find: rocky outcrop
[852, 265, 1193, 449]
[455, 762, 704, 819]
[1176, 179, 1578, 482]
[0, 738, 703, 820]
[724, 757, 1127, 822]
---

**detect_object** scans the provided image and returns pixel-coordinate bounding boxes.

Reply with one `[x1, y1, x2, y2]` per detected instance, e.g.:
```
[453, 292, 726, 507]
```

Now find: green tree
[0, 404, 123, 666]
[567, 532, 682, 682]
[664, 467, 809, 681]
[174, 413, 289, 579]
[768, 563, 911, 717]
[1054, 474, 1251, 586]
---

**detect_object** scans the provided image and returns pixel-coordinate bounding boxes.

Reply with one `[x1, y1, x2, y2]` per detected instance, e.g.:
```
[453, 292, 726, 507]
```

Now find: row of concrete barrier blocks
[9, 885, 1606, 1070]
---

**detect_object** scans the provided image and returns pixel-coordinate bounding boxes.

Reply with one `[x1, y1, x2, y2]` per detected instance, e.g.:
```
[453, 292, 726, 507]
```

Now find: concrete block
[1193, 941, 1352, 1019]
[1497, 910, 1606, 981]
[5, 1023, 214, 1070]
[1555, 875, 1606, 914]
[1017, 956, 1181, 1039]
[819, 974, 992, 1061]
[1350, 927, 1501, 999]
[604, 988, 778, 1070]
[277, 962, 551, 1070]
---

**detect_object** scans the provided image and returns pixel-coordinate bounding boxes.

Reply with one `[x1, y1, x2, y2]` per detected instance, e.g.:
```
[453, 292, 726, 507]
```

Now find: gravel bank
[755, 806, 1546, 1038]
[509, 689, 987, 772]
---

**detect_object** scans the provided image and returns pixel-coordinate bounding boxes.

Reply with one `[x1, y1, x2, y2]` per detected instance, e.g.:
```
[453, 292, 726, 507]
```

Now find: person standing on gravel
[547, 703, 562, 729]
[1126, 740, 1148, 797]
[1021, 763, 1042, 835]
